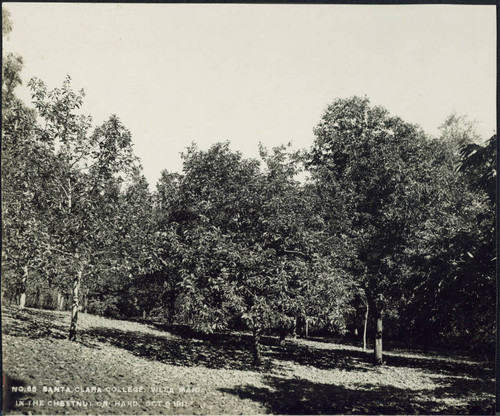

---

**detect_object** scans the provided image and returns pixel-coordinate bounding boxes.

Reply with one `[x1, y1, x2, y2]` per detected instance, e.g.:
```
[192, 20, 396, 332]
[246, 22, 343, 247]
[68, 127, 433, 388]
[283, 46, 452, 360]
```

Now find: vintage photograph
[1, 3, 496, 415]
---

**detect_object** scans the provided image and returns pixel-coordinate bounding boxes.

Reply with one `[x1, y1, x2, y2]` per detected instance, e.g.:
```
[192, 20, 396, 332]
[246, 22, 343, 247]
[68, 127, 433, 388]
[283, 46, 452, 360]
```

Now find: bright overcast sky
[3, 3, 496, 187]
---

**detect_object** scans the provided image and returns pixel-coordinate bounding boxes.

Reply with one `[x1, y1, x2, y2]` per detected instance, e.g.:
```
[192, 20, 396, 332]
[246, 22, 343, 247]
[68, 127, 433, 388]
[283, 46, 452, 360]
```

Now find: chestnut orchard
[2, 7, 495, 365]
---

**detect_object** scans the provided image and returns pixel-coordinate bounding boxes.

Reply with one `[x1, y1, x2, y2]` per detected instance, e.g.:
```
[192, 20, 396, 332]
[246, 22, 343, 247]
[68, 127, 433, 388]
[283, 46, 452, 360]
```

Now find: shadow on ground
[3, 307, 495, 414]
[2, 374, 34, 412]
[2, 307, 104, 350]
[81, 326, 275, 371]
[267, 340, 494, 381]
[382, 351, 492, 379]
[219, 375, 494, 415]
[81, 322, 381, 372]
[2, 307, 68, 340]
[3, 306, 495, 380]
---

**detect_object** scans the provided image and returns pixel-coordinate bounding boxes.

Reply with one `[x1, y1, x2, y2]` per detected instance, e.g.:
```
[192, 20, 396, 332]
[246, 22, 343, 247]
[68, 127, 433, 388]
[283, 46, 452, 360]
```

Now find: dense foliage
[2, 7, 495, 364]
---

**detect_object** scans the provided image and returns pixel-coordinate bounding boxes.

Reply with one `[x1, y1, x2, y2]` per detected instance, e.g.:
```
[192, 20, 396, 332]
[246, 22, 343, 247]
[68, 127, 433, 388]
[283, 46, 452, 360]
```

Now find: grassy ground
[2, 306, 495, 415]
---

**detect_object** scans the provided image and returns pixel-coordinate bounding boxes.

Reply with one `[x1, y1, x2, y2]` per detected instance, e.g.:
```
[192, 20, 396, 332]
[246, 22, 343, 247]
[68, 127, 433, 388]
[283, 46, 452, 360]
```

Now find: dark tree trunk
[278, 328, 287, 347]
[68, 267, 82, 341]
[278, 333, 285, 348]
[168, 292, 177, 324]
[81, 289, 88, 313]
[252, 327, 263, 366]
[374, 309, 383, 365]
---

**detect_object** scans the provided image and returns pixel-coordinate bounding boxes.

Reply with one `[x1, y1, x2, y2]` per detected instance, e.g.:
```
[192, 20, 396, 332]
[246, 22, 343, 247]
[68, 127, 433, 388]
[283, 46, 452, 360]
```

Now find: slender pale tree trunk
[19, 265, 28, 308]
[67, 179, 81, 341]
[305, 318, 309, 338]
[68, 266, 83, 341]
[57, 291, 65, 311]
[374, 309, 383, 365]
[363, 301, 369, 352]
[293, 316, 298, 339]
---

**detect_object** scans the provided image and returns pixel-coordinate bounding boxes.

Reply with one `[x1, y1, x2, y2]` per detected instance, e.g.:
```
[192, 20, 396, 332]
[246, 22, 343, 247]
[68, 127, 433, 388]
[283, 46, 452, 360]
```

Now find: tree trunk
[19, 265, 28, 308]
[168, 292, 176, 324]
[19, 292, 26, 308]
[363, 301, 369, 352]
[252, 327, 262, 366]
[305, 318, 309, 338]
[80, 289, 88, 313]
[374, 309, 383, 365]
[68, 267, 82, 341]
[278, 327, 288, 347]
[57, 292, 65, 311]
[278, 332, 285, 348]
[293, 316, 298, 339]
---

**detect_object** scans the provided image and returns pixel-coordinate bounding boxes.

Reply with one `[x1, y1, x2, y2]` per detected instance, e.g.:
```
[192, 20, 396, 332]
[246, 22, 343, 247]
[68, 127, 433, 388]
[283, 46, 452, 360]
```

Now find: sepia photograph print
[1, 3, 496, 415]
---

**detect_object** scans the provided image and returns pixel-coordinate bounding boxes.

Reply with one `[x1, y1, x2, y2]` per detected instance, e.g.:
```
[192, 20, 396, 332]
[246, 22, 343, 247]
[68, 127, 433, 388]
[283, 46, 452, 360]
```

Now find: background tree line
[2, 7, 495, 365]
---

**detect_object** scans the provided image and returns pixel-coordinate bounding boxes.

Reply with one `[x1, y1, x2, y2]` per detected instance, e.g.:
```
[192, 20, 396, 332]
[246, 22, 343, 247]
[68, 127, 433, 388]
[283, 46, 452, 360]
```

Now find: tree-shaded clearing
[3, 307, 494, 415]
[220, 375, 493, 415]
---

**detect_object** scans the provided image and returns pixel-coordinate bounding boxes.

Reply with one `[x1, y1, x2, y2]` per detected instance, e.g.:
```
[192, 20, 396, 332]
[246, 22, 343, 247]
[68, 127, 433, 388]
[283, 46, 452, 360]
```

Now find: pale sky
[3, 3, 496, 187]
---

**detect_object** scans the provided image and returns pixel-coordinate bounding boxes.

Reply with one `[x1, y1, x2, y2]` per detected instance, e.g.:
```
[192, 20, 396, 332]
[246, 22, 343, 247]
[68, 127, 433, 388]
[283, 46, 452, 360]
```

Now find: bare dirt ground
[2, 306, 495, 415]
